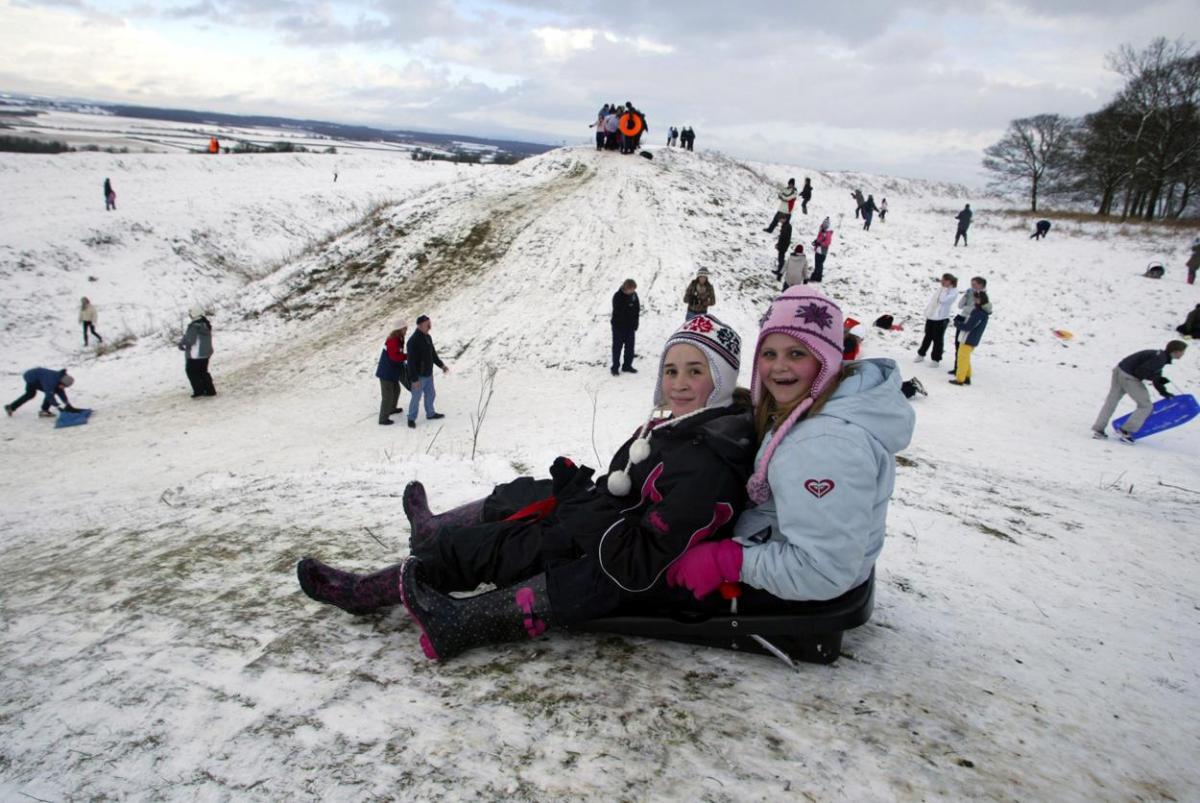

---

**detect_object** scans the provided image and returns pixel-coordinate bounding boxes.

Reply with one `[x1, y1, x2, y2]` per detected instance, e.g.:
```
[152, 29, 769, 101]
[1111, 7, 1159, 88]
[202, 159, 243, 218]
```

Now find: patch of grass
[94, 332, 137, 357]
[973, 522, 1018, 544]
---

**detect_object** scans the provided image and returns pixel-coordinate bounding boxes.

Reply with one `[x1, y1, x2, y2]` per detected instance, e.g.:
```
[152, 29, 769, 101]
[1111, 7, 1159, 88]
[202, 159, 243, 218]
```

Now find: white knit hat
[188, 306, 203, 319]
[607, 314, 742, 497]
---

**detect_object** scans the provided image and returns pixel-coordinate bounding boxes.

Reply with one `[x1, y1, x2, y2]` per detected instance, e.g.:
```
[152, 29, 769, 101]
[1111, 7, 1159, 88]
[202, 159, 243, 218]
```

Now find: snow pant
[612, 326, 636, 371]
[917, 319, 949, 362]
[810, 252, 826, 282]
[595, 131, 604, 150]
[765, 211, 790, 232]
[1092, 368, 1153, 434]
[105, 192, 116, 211]
[863, 211, 873, 230]
[185, 358, 216, 396]
[879, 210, 887, 221]
[379, 379, 403, 423]
[82, 321, 102, 345]
[954, 344, 975, 383]
[408, 374, 437, 422]
[8, 383, 51, 413]
[801, 198, 809, 215]
[776, 249, 788, 272]
[954, 227, 969, 246]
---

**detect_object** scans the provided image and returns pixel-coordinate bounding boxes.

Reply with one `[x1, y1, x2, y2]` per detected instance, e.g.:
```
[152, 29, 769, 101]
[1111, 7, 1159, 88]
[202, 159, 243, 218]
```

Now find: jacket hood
[813, 358, 914, 455]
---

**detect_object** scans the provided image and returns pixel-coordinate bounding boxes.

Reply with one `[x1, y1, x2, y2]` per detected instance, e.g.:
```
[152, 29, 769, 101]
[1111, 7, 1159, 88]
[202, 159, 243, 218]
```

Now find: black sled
[577, 571, 874, 666]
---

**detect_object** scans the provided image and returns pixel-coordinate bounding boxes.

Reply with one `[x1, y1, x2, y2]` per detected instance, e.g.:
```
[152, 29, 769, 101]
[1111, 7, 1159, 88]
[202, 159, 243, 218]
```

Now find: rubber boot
[403, 481, 487, 547]
[296, 557, 404, 615]
[399, 558, 556, 662]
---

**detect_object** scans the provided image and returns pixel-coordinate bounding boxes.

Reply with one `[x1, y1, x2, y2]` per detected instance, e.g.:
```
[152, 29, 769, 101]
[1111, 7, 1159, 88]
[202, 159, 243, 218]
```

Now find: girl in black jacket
[298, 315, 756, 662]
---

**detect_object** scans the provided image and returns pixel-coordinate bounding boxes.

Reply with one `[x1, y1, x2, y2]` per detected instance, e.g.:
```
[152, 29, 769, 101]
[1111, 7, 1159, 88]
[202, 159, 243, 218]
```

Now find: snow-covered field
[1, 140, 1198, 801]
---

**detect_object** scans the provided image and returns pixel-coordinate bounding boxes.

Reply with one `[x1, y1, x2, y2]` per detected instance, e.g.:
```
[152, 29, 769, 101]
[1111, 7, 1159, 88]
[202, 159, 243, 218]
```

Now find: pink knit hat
[746, 285, 844, 503]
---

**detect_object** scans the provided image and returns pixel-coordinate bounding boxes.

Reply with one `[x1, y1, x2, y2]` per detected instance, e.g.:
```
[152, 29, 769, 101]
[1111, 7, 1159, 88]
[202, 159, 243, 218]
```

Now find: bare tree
[468, 362, 498, 461]
[982, 114, 1076, 211]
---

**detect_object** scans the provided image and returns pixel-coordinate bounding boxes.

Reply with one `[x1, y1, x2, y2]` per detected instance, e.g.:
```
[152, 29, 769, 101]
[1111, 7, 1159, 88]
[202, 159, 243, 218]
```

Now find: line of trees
[983, 38, 1199, 219]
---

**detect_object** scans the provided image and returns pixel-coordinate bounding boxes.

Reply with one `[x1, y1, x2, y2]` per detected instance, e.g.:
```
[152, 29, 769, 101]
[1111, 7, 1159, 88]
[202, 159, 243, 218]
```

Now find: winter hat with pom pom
[606, 314, 742, 497]
[745, 285, 844, 504]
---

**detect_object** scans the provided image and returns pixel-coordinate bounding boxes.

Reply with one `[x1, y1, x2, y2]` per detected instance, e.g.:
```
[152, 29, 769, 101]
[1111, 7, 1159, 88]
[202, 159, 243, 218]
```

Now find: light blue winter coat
[733, 358, 915, 600]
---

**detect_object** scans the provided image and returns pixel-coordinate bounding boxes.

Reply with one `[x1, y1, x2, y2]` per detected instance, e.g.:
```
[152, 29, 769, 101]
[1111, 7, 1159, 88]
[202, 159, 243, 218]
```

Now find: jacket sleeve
[432, 343, 445, 370]
[179, 322, 196, 350]
[738, 431, 877, 600]
[597, 452, 743, 594]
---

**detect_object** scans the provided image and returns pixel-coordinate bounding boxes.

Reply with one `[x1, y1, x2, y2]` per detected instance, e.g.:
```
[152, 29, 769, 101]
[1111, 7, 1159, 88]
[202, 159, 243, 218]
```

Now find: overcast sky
[2, 0, 1198, 183]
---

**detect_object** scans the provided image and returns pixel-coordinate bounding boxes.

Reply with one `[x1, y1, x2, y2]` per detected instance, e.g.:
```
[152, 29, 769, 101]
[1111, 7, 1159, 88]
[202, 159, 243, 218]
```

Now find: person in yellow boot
[950, 291, 990, 386]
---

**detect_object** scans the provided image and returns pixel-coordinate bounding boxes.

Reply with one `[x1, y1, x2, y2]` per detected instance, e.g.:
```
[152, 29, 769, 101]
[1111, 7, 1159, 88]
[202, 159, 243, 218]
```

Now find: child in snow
[949, 291, 990, 386]
[683, 267, 716, 320]
[1091, 340, 1187, 442]
[914, 274, 957, 366]
[665, 285, 915, 604]
[954, 204, 972, 246]
[297, 314, 758, 662]
[861, 194, 879, 230]
[949, 275, 986, 372]
[79, 297, 103, 346]
[775, 218, 793, 275]
[1186, 237, 1200, 285]
[6, 368, 79, 418]
[179, 307, 216, 398]
[1031, 220, 1051, 240]
[764, 179, 797, 233]
[799, 178, 813, 215]
[879, 198, 888, 222]
[810, 218, 833, 283]
[375, 322, 409, 425]
[782, 244, 808, 290]
[103, 178, 116, 211]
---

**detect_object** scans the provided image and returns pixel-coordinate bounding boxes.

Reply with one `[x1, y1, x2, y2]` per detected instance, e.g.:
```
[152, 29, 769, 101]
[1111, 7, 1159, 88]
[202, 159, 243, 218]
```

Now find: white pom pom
[629, 438, 651, 465]
[607, 470, 632, 497]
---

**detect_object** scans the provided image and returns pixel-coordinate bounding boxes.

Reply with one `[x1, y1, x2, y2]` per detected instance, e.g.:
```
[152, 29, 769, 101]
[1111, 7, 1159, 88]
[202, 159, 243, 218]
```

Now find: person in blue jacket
[375, 322, 408, 426]
[949, 291, 990, 386]
[6, 368, 78, 418]
[665, 285, 915, 603]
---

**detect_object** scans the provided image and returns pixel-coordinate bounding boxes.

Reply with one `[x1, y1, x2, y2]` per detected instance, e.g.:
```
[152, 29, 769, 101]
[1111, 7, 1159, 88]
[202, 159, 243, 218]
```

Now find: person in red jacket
[374, 322, 409, 425]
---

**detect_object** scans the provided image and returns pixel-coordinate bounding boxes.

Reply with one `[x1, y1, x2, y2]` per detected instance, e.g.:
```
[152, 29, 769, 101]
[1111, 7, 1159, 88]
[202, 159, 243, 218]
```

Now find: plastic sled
[1112, 394, 1198, 440]
[639, 151, 654, 160]
[55, 408, 93, 428]
[1052, 328, 1074, 340]
[578, 572, 874, 666]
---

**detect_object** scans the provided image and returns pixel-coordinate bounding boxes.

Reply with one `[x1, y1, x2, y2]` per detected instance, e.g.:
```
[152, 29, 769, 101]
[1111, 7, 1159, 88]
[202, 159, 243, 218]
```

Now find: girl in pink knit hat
[667, 285, 915, 603]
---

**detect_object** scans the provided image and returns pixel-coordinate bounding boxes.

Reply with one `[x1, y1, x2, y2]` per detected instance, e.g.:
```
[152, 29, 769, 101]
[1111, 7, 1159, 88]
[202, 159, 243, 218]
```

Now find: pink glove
[666, 540, 744, 599]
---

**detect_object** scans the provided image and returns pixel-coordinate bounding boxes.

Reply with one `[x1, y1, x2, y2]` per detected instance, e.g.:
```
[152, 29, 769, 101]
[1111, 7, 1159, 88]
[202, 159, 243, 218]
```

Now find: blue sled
[55, 408, 93, 428]
[1113, 394, 1198, 440]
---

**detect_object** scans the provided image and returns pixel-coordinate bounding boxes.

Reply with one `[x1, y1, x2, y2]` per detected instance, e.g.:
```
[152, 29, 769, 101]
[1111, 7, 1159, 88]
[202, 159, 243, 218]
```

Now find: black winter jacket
[406, 329, 445, 380]
[611, 290, 640, 331]
[544, 406, 755, 594]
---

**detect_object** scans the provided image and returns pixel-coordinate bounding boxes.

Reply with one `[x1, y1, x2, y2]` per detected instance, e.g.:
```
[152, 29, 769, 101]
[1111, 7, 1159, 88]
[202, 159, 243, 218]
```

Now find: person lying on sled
[298, 314, 756, 662]
[665, 286, 915, 604]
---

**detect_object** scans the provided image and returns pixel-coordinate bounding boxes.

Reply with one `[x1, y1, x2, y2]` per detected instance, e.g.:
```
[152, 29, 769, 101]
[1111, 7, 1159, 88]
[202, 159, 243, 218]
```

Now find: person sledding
[6, 368, 80, 418]
[665, 285, 915, 607]
[1091, 340, 1187, 443]
[296, 314, 757, 663]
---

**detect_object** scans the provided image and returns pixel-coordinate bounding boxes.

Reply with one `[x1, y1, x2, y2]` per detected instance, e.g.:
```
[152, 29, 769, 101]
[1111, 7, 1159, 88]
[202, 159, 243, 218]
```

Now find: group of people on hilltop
[301, 282, 916, 665]
[665, 126, 696, 150]
[591, 102, 650, 155]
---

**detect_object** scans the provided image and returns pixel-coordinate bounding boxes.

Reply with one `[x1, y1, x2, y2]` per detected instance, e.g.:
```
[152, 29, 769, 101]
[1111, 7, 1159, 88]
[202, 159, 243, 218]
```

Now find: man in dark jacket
[954, 204, 973, 246]
[1031, 219, 1051, 240]
[611, 279, 640, 375]
[179, 307, 216, 397]
[799, 178, 813, 214]
[6, 368, 77, 417]
[406, 315, 450, 429]
[1092, 340, 1187, 441]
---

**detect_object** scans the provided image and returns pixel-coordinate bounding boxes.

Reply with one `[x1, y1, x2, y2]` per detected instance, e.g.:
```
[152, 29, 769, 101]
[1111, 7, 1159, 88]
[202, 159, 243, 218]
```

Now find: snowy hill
[1, 145, 1198, 801]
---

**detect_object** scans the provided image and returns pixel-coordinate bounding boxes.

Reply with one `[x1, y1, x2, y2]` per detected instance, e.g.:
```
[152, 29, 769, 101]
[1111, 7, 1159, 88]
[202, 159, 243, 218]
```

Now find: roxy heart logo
[804, 479, 835, 499]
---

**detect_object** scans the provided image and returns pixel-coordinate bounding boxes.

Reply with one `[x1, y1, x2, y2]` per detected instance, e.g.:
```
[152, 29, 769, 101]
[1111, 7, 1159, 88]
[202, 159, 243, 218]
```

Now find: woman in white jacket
[666, 285, 915, 602]
[914, 273, 957, 365]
